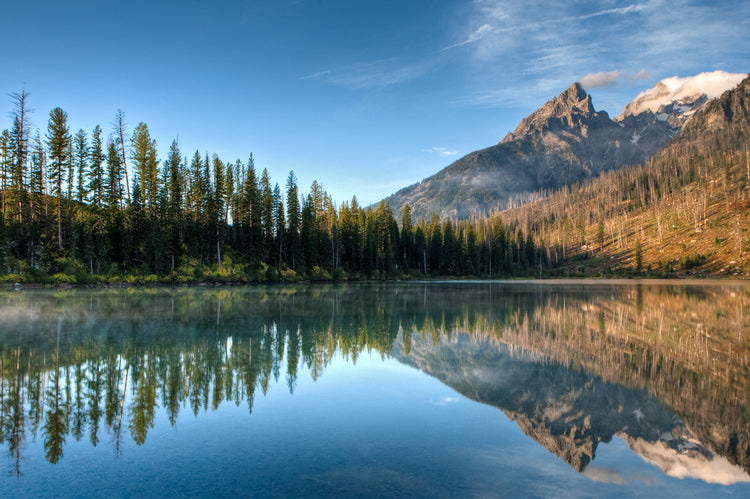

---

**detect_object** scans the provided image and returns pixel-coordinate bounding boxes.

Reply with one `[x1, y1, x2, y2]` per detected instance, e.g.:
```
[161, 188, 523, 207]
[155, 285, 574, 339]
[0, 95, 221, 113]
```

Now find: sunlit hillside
[496, 74, 750, 277]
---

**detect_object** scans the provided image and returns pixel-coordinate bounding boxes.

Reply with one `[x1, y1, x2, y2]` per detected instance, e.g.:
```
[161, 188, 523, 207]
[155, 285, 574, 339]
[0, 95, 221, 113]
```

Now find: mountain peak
[549, 82, 594, 115]
[504, 82, 597, 142]
[562, 82, 590, 107]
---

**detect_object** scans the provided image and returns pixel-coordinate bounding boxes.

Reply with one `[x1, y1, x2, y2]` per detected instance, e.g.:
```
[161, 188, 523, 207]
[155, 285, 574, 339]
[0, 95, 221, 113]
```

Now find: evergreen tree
[213, 154, 226, 223]
[339, 199, 359, 272]
[212, 154, 225, 267]
[46, 107, 71, 249]
[260, 168, 273, 256]
[105, 140, 123, 209]
[300, 194, 316, 273]
[165, 140, 183, 271]
[73, 129, 88, 203]
[131, 122, 158, 213]
[188, 151, 206, 219]
[272, 183, 285, 269]
[285, 171, 300, 270]
[88, 125, 105, 209]
[225, 161, 235, 224]
[29, 131, 47, 212]
[238, 155, 261, 263]
[400, 204, 413, 270]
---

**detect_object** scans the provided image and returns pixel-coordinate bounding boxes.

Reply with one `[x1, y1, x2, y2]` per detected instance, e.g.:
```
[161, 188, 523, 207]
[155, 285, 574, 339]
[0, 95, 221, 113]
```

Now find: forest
[0, 90, 541, 284]
[1, 75, 749, 284]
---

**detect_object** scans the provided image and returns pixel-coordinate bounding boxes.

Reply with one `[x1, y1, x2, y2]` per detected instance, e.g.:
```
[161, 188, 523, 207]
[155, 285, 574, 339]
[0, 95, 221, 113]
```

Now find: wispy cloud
[303, 0, 748, 111]
[301, 57, 434, 89]
[447, 0, 749, 109]
[445, 1, 652, 106]
[472, 2, 644, 36]
[442, 23, 494, 51]
[300, 69, 332, 80]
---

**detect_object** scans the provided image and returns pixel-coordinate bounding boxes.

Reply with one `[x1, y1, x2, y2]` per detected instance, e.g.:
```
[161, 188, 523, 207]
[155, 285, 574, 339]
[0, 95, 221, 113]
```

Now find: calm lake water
[1, 281, 749, 498]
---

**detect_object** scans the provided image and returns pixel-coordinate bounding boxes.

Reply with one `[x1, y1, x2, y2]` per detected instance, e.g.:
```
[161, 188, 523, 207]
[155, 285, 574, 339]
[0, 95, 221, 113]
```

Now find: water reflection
[0, 282, 748, 483]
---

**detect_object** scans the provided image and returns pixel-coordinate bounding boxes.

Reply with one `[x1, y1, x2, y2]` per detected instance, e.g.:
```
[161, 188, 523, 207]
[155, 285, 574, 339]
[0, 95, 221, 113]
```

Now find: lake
[0, 281, 748, 498]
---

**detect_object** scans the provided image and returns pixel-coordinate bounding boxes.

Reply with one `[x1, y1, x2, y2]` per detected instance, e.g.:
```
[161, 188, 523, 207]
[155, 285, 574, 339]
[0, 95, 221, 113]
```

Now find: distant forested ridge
[1, 75, 749, 283]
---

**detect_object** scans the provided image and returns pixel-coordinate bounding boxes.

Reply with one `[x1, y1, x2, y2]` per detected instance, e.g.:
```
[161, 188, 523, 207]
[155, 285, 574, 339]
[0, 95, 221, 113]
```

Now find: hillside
[496, 73, 750, 277]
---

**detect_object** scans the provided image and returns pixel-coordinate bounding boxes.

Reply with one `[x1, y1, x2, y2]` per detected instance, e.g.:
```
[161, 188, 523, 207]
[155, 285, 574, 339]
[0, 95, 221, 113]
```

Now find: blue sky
[2, 0, 748, 206]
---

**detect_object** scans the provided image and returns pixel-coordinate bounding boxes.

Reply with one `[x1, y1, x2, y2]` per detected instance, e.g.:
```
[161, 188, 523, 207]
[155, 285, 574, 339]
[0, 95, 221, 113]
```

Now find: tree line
[0, 90, 541, 283]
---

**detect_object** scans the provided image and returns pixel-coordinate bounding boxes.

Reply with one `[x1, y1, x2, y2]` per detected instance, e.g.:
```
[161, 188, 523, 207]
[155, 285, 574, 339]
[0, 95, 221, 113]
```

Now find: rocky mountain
[381, 71, 744, 221]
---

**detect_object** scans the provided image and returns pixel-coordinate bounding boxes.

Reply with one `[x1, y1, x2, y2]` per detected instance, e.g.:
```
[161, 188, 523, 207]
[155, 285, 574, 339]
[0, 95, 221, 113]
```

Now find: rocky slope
[381, 71, 744, 221]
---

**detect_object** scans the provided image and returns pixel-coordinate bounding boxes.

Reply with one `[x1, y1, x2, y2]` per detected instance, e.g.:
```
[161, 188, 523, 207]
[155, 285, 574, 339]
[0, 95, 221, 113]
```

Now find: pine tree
[88, 126, 105, 209]
[73, 129, 88, 203]
[225, 161, 235, 224]
[131, 122, 158, 213]
[29, 131, 46, 201]
[213, 154, 225, 223]
[212, 154, 225, 267]
[241, 154, 263, 264]
[400, 204, 413, 270]
[286, 171, 300, 270]
[105, 140, 123, 209]
[46, 107, 71, 249]
[165, 140, 183, 271]
[260, 168, 273, 256]
[300, 194, 316, 273]
[28, 131, 47, 254]
[272, 183, 285, 269]
[188, 151, 206, 219]
[166, 140, 182, 220]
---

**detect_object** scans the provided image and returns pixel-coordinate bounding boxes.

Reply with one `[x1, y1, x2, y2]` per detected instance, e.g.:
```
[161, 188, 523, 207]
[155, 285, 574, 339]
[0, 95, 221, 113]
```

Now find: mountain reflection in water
[0, 281, 748, 485]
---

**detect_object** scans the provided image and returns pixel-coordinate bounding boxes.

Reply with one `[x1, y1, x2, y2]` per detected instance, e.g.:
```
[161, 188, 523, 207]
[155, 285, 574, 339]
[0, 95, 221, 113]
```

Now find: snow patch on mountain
[619, 70, 744, 119]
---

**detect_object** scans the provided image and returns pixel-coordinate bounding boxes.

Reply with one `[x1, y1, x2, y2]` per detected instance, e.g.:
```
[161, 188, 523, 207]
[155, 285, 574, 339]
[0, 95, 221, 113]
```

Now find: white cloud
[580, 71, 626, 88]
[582, 465, 658, 486]
[426, 147, 459, 157]
[580, 69, 652, 89]
[625, 70, 745, 115]
[430, 396, 460, 406]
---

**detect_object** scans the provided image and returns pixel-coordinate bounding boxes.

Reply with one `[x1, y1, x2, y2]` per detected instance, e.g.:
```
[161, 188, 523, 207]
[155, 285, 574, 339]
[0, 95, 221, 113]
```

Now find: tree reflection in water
[0, 282, 748, 479]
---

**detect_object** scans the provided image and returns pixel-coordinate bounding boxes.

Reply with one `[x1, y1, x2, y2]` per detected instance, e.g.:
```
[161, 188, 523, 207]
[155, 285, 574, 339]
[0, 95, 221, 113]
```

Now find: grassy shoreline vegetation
[1, 75, 749, 286]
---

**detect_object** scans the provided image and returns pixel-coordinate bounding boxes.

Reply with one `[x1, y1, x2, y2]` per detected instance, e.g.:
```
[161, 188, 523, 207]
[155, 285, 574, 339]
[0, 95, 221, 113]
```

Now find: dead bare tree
[113, 109, 131, 205]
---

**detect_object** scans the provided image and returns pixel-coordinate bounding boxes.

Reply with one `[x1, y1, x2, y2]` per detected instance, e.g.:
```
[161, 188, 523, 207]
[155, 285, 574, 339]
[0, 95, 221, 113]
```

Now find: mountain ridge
[381, 71, 744, 221]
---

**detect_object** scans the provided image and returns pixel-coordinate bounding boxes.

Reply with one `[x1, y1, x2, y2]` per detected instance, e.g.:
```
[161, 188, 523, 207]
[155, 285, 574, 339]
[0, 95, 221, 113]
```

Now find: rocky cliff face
[381, 72, 745, 221]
